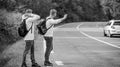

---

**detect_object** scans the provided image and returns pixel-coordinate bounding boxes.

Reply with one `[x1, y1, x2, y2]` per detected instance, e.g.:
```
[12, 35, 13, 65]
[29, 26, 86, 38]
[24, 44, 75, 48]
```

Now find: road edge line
[55, 61, 64, 66]
[77, 23, 120, 49]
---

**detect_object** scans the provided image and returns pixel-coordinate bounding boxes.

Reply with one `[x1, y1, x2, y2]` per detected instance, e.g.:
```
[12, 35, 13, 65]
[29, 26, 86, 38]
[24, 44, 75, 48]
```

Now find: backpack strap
[28, 22, 33, 33]
[24, 17, 33, 33]
[47, 24, 53, 30]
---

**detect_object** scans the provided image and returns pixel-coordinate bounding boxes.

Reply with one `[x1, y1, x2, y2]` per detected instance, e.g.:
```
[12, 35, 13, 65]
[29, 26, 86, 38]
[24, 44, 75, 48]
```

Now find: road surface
[1, 22, 120, 67]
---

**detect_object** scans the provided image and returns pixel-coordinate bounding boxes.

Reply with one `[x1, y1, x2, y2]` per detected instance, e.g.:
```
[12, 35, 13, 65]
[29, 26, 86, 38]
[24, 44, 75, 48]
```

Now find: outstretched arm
[50, 14, 68, 24]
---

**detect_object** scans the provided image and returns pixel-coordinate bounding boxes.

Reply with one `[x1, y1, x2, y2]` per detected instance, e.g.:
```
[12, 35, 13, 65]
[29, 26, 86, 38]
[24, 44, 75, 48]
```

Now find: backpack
[18, 18, 33, 37]
[37, 18, 52, 35]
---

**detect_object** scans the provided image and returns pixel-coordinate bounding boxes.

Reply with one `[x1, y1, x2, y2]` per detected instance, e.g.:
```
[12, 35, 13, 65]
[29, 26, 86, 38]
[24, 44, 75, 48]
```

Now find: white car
[104, 20, 120, 37]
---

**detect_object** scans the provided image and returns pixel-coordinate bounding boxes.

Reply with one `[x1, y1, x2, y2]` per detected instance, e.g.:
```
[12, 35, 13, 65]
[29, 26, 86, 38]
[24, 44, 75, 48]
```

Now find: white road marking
[76, 23, 83, 30]
[55, 61, 64, 66]
[77, 23, 120, 49]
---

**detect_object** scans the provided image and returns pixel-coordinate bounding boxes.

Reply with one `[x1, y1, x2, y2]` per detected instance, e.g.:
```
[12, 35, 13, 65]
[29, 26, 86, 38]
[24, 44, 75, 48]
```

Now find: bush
[0, 9, 22, 52]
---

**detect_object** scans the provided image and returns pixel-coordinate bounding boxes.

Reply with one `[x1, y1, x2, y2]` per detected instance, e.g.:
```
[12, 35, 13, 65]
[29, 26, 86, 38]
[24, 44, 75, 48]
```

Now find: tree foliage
[1, 0, 120, 21]
[0, 9, 21, 51]
[100, 0, 120, 20]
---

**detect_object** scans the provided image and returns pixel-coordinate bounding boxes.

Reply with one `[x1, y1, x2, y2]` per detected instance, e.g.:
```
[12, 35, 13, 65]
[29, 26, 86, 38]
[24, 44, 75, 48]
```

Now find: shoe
[21, 63, 27, 67]
[44, 61, 53, 66]
[32, 63, 41, 67]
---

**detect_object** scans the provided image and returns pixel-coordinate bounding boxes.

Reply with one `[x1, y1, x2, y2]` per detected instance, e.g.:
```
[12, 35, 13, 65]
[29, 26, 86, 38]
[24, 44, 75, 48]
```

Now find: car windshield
[113, 21, 120, 25]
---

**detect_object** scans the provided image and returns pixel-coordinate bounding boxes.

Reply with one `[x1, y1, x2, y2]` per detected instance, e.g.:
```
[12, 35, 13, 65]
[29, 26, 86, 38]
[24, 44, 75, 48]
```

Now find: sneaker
[32, 63, 41, 67]
[44, 61, 53, 66]
[21, 63, 27, 67]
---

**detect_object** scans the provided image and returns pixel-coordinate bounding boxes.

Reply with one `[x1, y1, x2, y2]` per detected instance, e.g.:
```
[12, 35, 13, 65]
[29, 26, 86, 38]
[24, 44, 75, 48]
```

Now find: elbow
[38, 16, 40, 19]
[36, 16, 40, 20]
[36, 15, 40, 19]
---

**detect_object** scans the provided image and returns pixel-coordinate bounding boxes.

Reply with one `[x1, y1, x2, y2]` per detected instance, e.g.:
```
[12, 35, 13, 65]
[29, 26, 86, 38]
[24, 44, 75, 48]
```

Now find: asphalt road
[1, 22, 120, 67]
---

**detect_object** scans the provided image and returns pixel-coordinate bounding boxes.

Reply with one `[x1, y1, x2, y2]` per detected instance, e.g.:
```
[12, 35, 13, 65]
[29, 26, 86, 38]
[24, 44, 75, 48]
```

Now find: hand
[63, 14, 68, 19]
[40, 19, 45, 22]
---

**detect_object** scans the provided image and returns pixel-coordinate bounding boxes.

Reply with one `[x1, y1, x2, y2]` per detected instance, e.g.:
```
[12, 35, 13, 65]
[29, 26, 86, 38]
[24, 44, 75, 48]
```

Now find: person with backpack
[21, 9, 41, 67]
[42, 9, 67, 66]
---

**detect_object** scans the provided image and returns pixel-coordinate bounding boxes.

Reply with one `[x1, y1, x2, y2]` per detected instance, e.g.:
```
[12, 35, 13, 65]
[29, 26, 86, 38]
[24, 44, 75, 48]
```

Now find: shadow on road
[111, 35, 120, 38]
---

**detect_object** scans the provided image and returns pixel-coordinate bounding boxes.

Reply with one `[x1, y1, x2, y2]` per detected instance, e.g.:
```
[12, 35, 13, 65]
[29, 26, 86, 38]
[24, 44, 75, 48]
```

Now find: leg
[30, 40, 41, 67]
[30, 40, 35, 63]
[44, 36, 53, 66]
[22, 40, 33, 67]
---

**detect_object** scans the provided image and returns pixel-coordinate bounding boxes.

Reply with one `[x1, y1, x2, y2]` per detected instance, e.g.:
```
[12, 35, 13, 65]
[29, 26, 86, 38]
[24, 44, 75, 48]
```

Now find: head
[50, 9, 57, 18]
[25, 9, 33, 14]
[23, 9, 33, 18]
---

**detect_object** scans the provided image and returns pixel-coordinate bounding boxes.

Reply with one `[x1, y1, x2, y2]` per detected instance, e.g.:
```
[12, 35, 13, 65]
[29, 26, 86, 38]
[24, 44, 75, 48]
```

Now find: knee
[46, 46, 53, 52]
[48, 46, 53, 51]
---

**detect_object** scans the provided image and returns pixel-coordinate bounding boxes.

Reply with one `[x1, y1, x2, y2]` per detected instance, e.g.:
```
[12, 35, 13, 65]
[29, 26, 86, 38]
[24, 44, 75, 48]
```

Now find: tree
[101, 0, 120, 20]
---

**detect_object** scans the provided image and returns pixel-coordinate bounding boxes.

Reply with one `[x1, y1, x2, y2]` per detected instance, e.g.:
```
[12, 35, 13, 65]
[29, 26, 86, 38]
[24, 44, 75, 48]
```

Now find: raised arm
[50, 14, 67, 25]
[28, 13, 40, 21]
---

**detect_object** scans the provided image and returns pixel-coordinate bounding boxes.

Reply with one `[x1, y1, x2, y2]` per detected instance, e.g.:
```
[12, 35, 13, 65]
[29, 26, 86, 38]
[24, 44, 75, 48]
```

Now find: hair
[25, 9, 33, 13]
[50, 9, 57, 16]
